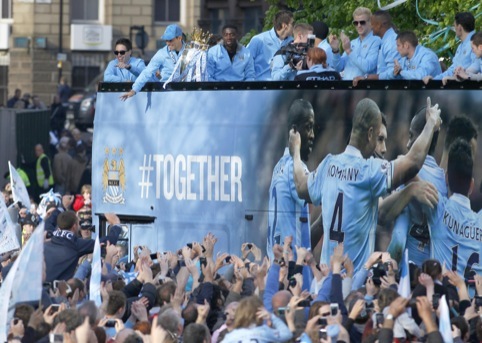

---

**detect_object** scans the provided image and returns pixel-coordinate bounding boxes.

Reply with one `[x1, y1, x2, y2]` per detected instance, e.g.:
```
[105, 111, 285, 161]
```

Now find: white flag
[89, 236, 102, 307]
[8, 162, 31, 210]
[439, 295, 453, 343]
[0, 194, 20, 254]
[397, 249, 411, 298]
[0, 221, 44, 342]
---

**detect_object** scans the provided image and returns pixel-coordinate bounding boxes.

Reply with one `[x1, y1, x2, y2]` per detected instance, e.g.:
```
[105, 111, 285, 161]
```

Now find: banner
[93, 88, 482, 255]
[8, 161, 31, 210]
[0, 192, 20, 254]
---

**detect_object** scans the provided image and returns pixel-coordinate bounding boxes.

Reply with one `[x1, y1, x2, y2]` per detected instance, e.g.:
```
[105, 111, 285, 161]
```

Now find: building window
[243, 7, 263, 33]
[154, 0, 180, 22]
[72, 66, 101, 91]
[0, 66, 7, 106]
[208, 8, 227, 36]
[71, 0, 99, 21]
[1, 0, 12, 19]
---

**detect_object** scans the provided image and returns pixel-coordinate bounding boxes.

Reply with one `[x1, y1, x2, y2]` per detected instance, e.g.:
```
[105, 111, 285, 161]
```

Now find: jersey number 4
[329, 192, 345, 243]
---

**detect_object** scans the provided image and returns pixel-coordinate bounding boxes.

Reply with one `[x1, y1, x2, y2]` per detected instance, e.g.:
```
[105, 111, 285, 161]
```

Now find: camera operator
[271, 23, 314, 81]
[294, 47, 341, 81]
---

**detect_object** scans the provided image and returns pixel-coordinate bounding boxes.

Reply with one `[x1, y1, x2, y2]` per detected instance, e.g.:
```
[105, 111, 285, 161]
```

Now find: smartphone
[318, 317, 327, 327]
[187, 243, 193, 249]
[225, 255, 232, 263]
[475, 295, 482, 307]
[150, 253, 157, 260]
[246, 243, 253, 250]
[289, 278, 297, 288]
[50, 304, 60, 314]
[105, 320, 117, 328]
[319, 329, 327, 340]
[299, 300, 311, 307]
[200, 257, 207, 267]
[375, 313, 384, 326]
[330, 303, 339, 316]
[278, 307, 286, 315]
[52, 280, 60, 291]
[365, 301, 374, 310]
[49, 333, 64, 343]
[432, 294, 440, 310]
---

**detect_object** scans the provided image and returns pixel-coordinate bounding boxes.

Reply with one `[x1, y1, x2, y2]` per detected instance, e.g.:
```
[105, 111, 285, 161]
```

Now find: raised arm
[288, 128, 311, 202]
[391, 97, 442, 189]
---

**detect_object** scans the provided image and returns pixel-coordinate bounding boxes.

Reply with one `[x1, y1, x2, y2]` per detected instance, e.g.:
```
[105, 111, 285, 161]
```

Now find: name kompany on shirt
[307, 145, 393, 272]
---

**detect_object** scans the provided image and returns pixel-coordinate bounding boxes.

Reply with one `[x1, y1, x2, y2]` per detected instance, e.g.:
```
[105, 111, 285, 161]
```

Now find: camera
[375, 313, 384, 326]
[319, 328, 327, 340]
[282, 35, 315, 70]
[369, 263, 387, 286]
[225, 255, 232, 263]
[330, 303, 339, 316]
[432, 294, 440, 310]
[318, 317, 327, 327]
[289, 277, 297, 288]
[475, 295, 482, 308]
[105, 320, 117, 328]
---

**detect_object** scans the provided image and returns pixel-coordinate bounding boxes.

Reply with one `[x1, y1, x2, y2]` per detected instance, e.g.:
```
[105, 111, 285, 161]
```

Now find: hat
[312, 21, 329, 40]
[161, 24, 182, 41]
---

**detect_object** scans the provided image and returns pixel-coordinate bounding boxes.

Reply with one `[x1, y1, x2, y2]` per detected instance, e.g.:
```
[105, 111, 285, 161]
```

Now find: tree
[260, 0, 482, 61]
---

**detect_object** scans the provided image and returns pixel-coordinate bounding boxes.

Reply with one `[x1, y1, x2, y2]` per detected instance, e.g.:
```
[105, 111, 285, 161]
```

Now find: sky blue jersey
[267, 148, 310, 260]
[388, 155, 447, 266]
[426, 193, 482, 280]
[307, 145, 393, 272]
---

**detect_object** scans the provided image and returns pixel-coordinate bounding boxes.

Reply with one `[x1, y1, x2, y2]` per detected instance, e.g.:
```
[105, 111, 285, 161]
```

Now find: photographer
[271, 23, 314, 81]
[295, 47, 341, 81]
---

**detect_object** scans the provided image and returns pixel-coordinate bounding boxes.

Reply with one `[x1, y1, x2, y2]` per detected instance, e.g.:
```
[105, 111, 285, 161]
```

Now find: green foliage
[261, 0, 482, 60]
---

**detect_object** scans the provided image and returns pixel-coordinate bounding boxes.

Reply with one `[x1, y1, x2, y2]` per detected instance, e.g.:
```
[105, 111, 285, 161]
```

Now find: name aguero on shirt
[443, 210, 482, 242]
[327, 165, 360, 182]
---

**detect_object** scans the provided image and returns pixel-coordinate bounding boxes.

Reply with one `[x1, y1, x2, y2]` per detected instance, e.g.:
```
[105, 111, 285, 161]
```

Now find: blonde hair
[81, 184, 92, 195]
[233, 296, 264, 329]
[353, 7, 372, 19]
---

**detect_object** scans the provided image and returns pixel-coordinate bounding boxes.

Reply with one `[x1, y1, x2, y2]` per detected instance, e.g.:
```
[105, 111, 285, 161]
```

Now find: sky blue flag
[439, 294, 453, 343]
[398, 249, 410, 298]
[8, 161, 31, 210]
[0, 222, 44, 342]
[89, 236, 102, 307]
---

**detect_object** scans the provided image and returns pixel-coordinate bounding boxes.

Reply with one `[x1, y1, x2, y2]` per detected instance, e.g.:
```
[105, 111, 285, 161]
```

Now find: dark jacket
[44, 225, 121, 282]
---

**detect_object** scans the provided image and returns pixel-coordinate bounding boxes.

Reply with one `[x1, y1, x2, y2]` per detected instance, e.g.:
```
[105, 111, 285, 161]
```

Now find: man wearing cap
[44, 211, 122, 282]
[312, 21, 334, 69]
[120, 24, 185, 100]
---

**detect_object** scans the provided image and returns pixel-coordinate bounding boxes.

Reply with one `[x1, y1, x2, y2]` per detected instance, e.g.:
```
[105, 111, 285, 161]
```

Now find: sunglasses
[114, 50, 127, 56]
[352, 20, 367, 26]
[319, 312, 331, 317]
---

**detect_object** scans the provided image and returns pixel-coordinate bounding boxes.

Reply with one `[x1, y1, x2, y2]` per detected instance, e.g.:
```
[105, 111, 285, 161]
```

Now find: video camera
[283, 34, 316, 70]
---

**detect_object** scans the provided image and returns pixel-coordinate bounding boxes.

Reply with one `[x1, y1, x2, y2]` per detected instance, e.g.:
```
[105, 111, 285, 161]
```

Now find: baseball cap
[161, 24, 182, 41]
[312, 21, 329, 40]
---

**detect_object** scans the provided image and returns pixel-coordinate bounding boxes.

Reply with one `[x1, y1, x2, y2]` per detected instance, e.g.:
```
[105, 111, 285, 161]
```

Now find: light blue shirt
[426, 193, 482, 278]
[390, 45, 442, 80]
[377, 28, 401, 80]
[333, 31, 381, 80]
[318, 39, 334, 69]
[247, 28, 293, 81]
[466, 57, 482, 78]
[104, 56, 146, 82]
[222, 314, 293, 343]
[271, 46, 298, 81]
[387, 155, 447, 267]
[307, 145, 394, 272]
[267, 148, 310, 260]
[207, 43, 255, 81]
[132, 42, 186, 92]
[435, 31, 476, 79]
